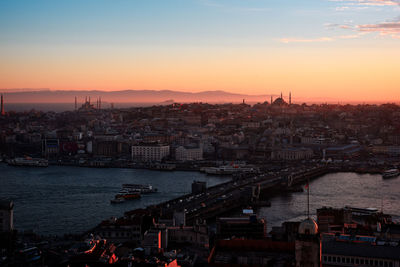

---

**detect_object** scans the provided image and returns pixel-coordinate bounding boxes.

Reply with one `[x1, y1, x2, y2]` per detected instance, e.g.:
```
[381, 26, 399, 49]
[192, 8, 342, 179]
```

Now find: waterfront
[2, 164, 400, 236]
[260, 172, 400, 231]
[0, 164, 230, 235]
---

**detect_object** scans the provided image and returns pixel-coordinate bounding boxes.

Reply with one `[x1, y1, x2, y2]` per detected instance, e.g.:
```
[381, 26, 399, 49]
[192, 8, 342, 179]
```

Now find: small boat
[382, 169, 400, 179]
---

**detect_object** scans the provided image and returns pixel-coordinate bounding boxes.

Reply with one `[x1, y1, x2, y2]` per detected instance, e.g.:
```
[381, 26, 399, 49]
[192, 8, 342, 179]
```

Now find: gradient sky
[0, 0, 399, 102]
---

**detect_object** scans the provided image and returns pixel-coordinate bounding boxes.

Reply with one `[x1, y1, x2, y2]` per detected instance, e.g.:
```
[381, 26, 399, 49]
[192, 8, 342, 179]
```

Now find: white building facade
[132, 144, 170, 162]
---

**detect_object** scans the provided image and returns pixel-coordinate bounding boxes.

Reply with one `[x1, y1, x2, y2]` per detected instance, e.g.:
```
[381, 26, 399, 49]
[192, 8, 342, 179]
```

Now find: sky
[0, 0, 399, 103]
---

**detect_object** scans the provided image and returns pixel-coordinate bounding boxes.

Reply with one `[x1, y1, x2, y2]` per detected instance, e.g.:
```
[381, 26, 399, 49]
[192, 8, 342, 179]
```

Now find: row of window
[99, 231, 141, 239]
[323, 254, 394, 267]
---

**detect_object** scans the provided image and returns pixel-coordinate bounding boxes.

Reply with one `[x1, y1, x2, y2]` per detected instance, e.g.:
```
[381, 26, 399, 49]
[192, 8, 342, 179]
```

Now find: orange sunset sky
[0, 0, 399, 103]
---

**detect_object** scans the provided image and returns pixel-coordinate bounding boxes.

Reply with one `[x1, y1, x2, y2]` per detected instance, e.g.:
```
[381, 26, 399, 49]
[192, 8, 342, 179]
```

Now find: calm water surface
[1, 165, 399, 235]
[259, 172, 400, 232]
[0, 164, 229, 235]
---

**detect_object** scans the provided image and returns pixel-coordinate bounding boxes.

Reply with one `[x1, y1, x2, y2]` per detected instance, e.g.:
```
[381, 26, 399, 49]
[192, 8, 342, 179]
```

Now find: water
[0, 164, 230, 235]
[259, 172, 400, 232]
[1, 165, 399, 236]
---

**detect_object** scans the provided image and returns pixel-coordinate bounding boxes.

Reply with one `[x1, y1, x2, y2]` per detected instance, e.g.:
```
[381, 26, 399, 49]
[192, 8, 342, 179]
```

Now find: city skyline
[1, 0, 399, 103]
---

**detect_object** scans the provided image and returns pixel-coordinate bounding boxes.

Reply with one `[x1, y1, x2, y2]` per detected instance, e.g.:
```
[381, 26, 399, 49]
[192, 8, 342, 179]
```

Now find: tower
[289, 92, 292, 105]
[74, 96, 77, 111]
[99, 97, 102, 109]
[281, 92, 283, 99]
[1, 94, 4, 116]
[270, 95, 273, 105]
[295, 181, 321, 267]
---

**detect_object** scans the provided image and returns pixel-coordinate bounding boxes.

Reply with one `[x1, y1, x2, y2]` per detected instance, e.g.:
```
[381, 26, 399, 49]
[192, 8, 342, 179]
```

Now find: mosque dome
[298, 218, 319, 235]
[272, 97, 286, 106]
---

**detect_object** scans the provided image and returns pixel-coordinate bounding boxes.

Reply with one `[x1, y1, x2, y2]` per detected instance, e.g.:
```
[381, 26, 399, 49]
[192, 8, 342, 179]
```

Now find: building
[0, 200, 13, 232]
[217, 215, 266, 240]
[295, 218, 321, 267]
[175, 146, 203, 161]
[168, 223, 209, 248]
[208, 239, 295, 266]
[317, 207, 353, 233]
[272, 147, 314, 161]
[324, 144, 361, 159]
[322, 234, 400, 267]
[93, 217, 143, 245]
[142, 229, 162, 255]
[131, 143, 170, 162]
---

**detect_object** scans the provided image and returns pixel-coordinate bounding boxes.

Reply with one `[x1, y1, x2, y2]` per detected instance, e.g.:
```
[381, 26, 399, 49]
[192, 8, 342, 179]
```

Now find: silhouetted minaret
[289, 92, 292, 105]
[243, 99, 245, 104]
[89, 96, 91, 105]
[281, 92, 283, 99]
[1, 94, 5, 116]
[75, 96, 77, 111]
[99, 97, 101, 109]
[270, 95, 273, 104]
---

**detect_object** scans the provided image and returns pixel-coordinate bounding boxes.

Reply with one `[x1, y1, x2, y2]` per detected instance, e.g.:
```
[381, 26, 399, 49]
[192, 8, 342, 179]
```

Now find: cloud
[356, 19, 400, 38]
[330, 0, 400, 6]
[279, 32, 367, 43]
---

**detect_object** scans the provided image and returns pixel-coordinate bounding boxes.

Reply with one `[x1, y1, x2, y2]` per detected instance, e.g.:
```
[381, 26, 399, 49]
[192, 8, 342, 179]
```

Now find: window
[323, 256, 327, 262]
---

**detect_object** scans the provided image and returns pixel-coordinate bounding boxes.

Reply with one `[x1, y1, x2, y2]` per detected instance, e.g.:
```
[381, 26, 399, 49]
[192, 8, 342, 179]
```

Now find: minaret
[242, 99, 245, 104]
[99, 97, 101, 109]
[289, 92, 292, 105]
[281, 92, 283, 99]
[270, 95, 273, 105]
[74, 96, 77, 111]
[1, 94, 5, 116]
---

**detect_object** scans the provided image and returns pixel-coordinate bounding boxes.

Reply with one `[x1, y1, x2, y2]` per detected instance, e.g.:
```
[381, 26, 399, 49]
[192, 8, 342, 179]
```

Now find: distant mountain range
[0, 89, 278, 104]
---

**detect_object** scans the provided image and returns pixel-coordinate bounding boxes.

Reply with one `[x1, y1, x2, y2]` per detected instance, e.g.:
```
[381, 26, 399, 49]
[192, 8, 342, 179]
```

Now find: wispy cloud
[357, 19, 400, 38]
[330, 0, 400, 6]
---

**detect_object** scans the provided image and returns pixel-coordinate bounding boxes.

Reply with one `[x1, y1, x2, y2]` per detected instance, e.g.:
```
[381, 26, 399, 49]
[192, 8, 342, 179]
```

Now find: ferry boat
[115, 191, 141, 200]
[382, 168, 400, 179]
[203, 165, 259, 175]
[7, 157, 48, 167]
[122, 184, 157, 194]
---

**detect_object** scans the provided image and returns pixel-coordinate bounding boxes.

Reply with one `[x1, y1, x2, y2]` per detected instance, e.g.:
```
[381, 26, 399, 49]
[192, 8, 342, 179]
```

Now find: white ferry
[7, 157, 49, 167]
[121, 184, 157, 194]
[382, 168, 400, 179]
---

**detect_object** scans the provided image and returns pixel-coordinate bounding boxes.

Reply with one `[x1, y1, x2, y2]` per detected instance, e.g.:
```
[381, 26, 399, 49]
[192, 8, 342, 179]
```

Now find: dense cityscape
[1, 93, 400, 266]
